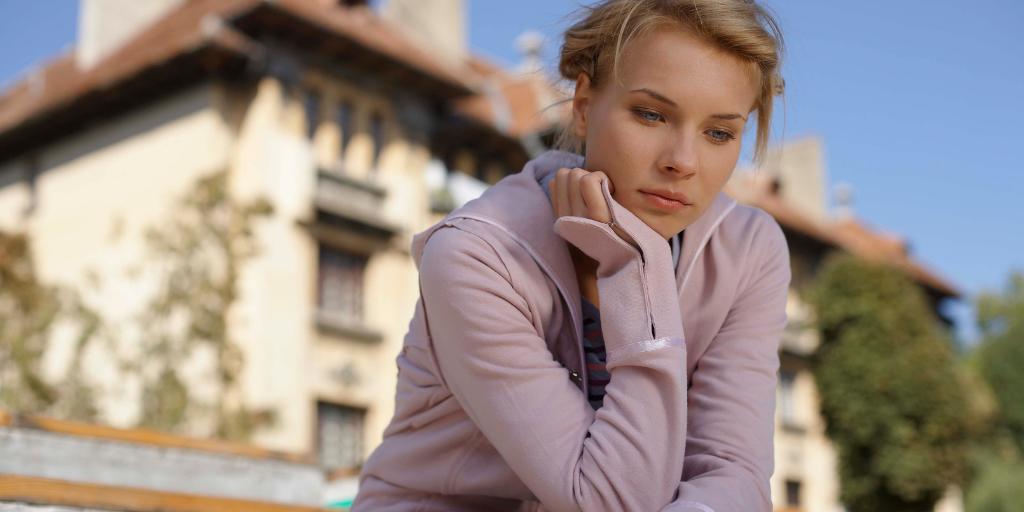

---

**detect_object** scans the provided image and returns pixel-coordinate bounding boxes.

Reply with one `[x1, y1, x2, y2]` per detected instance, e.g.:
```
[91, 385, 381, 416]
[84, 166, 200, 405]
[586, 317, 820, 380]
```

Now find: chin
[634, 211, 687, 240]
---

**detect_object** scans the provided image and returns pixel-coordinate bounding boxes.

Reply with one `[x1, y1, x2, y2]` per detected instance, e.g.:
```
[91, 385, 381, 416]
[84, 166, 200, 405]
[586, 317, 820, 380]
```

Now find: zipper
[600, 181, 657, 338]
[638, 255, 657, 339]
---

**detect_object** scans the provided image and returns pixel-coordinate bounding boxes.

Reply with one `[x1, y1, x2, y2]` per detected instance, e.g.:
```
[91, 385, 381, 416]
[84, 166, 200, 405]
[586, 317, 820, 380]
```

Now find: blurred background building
[0, 1, 965, 511]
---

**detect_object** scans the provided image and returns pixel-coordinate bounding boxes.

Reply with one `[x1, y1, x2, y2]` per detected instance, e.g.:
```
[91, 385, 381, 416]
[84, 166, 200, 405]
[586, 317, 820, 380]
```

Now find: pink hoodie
[350, 150, 791, 512]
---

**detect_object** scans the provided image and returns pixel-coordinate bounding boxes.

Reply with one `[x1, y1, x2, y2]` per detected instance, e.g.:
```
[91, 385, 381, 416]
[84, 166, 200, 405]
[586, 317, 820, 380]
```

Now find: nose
[658, 130, 698, 178]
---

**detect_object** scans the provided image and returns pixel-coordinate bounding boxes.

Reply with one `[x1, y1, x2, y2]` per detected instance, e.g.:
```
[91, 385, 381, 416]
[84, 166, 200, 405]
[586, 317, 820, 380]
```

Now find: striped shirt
[538, 170, 683, 410]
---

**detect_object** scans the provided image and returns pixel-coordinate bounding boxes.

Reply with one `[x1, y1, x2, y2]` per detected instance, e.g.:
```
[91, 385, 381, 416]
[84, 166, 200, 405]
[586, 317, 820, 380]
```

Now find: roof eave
[226, 2, 474, 102]
[0, 32, 258, 167]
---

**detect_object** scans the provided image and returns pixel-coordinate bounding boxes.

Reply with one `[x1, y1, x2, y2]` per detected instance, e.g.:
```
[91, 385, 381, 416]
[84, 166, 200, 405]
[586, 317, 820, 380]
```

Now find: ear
[572, 72, 592, 140]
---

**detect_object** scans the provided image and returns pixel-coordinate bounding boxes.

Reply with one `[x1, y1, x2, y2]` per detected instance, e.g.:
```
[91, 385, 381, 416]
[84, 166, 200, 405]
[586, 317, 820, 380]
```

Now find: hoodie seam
[440, 212, 589, 396]
[678, 201, 738, 295]
[447, 220, 529, 311]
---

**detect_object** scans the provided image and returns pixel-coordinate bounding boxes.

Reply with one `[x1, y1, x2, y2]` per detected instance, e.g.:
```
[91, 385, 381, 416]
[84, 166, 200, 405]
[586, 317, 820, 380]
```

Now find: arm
[661, 216, 792, 512]
[419, 192, 688, 512]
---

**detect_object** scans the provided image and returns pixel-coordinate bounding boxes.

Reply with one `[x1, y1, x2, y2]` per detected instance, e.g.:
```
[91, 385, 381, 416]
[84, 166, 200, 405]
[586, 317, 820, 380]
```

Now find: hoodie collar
[412, 149, 738, 313]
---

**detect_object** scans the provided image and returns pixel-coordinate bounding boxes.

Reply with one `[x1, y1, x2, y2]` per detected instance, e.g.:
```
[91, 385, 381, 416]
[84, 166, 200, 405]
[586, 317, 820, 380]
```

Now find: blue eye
[632, 108, 663, 124]
[707, 129, 734, 144]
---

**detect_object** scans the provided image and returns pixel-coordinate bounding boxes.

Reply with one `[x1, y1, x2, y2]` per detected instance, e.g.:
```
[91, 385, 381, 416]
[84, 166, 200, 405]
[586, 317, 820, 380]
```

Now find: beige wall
[0, 84, 233, 428]
[238, 69, 439, 456]
[0, 62, 456, 461]
[771, 358, 844, 512]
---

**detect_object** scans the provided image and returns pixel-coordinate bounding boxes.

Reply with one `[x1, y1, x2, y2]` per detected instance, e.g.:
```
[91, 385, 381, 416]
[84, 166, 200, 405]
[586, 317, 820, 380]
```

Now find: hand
[548, 167, 639, 250]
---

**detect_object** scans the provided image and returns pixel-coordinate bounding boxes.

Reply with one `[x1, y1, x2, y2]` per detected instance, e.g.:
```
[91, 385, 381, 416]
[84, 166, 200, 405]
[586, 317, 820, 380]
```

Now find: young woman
[351, 1, 788, 511]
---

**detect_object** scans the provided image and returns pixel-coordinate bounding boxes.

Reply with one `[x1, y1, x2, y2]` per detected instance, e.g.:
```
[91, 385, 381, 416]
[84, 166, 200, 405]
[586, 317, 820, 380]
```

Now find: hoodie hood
[410, 149, 738, 310]
[411, 149, 581, 274]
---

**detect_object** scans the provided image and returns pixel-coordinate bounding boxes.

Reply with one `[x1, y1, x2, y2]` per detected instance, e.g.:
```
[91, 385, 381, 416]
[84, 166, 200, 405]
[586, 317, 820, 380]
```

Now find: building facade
[0, 1, 962, 510]
[727, 138, 964, 512]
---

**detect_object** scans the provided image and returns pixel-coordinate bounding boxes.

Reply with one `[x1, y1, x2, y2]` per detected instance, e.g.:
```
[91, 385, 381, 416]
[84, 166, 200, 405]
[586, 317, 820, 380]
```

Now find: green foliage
[975, 271, 1024, 451]
[0, 170, 275, 443]
[0, 231, 100, 421]
[963, 270, 1024, 511]
[124, 171, 275, 441]
[806, 253, 972, 512]
[964, 443, 1024, 512]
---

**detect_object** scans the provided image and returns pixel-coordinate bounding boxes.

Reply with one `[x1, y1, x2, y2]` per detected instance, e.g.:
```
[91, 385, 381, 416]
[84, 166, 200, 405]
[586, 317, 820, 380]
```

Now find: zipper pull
[559, 360, 583, 386]
[567, 368, 582, 386]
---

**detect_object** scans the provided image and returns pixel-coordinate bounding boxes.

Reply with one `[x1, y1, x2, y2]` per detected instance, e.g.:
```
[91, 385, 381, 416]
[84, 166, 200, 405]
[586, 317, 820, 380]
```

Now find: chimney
[383, 0, 466, 65]
[76, 0, 186, 70]
[764, 136, 828, 221]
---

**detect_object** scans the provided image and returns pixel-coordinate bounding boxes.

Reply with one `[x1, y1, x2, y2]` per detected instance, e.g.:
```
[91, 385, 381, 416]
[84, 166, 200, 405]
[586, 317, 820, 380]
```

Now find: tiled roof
[244, 0, 471, 92]
[725, 172, 960, 298]
[452, 54, 569, 139]
[0, 0, 475, 158]
[0, 0, 258, 138]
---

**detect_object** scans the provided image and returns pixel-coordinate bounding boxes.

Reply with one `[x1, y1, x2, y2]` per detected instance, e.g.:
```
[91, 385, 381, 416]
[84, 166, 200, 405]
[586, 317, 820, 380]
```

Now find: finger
[546, 176, 557, 211]
[568, 168, 589, 217]
[579, 172, 612, 224]
[553, 168, 570, 218]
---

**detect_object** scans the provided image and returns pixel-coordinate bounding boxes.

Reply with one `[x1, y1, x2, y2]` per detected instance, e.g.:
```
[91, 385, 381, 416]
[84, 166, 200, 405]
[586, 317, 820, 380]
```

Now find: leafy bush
[807, 253, 972, 512]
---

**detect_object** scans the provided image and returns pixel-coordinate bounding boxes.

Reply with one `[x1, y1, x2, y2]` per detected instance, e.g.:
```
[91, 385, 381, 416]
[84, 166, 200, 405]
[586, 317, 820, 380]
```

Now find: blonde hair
[553, 0, 786, 167]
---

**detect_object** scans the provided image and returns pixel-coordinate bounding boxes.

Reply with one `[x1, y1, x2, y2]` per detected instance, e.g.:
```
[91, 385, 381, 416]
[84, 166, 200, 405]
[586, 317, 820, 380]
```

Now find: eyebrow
[630, 88, 748, 122]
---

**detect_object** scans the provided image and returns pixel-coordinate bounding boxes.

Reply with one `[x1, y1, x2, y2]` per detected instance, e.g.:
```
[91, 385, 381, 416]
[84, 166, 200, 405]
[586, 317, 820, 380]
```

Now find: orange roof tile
[452, 54, 569, 139]
[726, 171, 960, 298]
[0, 0, 474, 153]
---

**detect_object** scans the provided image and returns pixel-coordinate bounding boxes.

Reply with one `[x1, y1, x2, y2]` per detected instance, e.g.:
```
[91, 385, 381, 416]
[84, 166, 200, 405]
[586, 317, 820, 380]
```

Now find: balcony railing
[314, 168, 400, 235]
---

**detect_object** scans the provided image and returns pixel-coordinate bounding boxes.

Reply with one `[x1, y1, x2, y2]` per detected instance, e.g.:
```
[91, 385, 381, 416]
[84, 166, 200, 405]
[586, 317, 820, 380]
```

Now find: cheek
[591, 116, 656, 179]
[586, 121, 627, 176]
[698, 144, 741, 186]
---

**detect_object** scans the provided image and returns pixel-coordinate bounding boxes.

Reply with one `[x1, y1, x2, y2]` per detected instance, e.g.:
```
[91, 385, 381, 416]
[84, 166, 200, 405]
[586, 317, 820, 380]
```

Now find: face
[573, 26, 758, 239]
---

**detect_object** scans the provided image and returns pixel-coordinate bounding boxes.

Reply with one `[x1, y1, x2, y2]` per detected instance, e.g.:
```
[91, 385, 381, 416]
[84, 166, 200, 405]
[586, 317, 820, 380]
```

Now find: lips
[640, 188, 692, 206]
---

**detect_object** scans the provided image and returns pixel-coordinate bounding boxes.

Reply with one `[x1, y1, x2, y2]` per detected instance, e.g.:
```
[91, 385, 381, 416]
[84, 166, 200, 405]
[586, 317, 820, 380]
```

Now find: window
[317, 401, 365, 472]
[318, 246, 367, 325]
[304, 89, 321, 139]
[779, 369, 798, 427]
[337, 101, 355, 157]
[785, 479, 801, 507]
[369, 111, 385, 168]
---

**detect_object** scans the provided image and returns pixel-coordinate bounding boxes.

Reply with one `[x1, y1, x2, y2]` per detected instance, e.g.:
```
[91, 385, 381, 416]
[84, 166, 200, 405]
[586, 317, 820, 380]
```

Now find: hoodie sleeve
[660, 213, 792, 512]
[418, 181, 688, 512]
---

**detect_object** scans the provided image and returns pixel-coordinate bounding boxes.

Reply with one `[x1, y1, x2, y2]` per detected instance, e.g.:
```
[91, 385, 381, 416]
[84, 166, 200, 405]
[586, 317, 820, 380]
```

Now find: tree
[963, 270, 1024, 511]
[124, 170, 275, 441]
[0, 231, 101, 421]
[806, 253, 972, 512]
[975, 271, 1024, 451]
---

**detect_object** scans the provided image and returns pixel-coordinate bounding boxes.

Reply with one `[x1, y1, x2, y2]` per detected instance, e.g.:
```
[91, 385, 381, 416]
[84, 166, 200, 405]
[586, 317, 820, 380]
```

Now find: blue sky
[2, 0, 1021, 345]
[467, 0, 1024, 346]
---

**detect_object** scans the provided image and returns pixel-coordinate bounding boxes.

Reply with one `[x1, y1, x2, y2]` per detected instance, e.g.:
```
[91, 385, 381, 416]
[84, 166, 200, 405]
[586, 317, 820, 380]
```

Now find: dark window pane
[786, 480, 801, 506]
[370, 111, 385, 166]
[779, 368, 797, 426]
[304, 89, 321, 139]
[317, 401, 365, 472]
[337, 101, 355, 156]
[318, 246, 367, 324]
